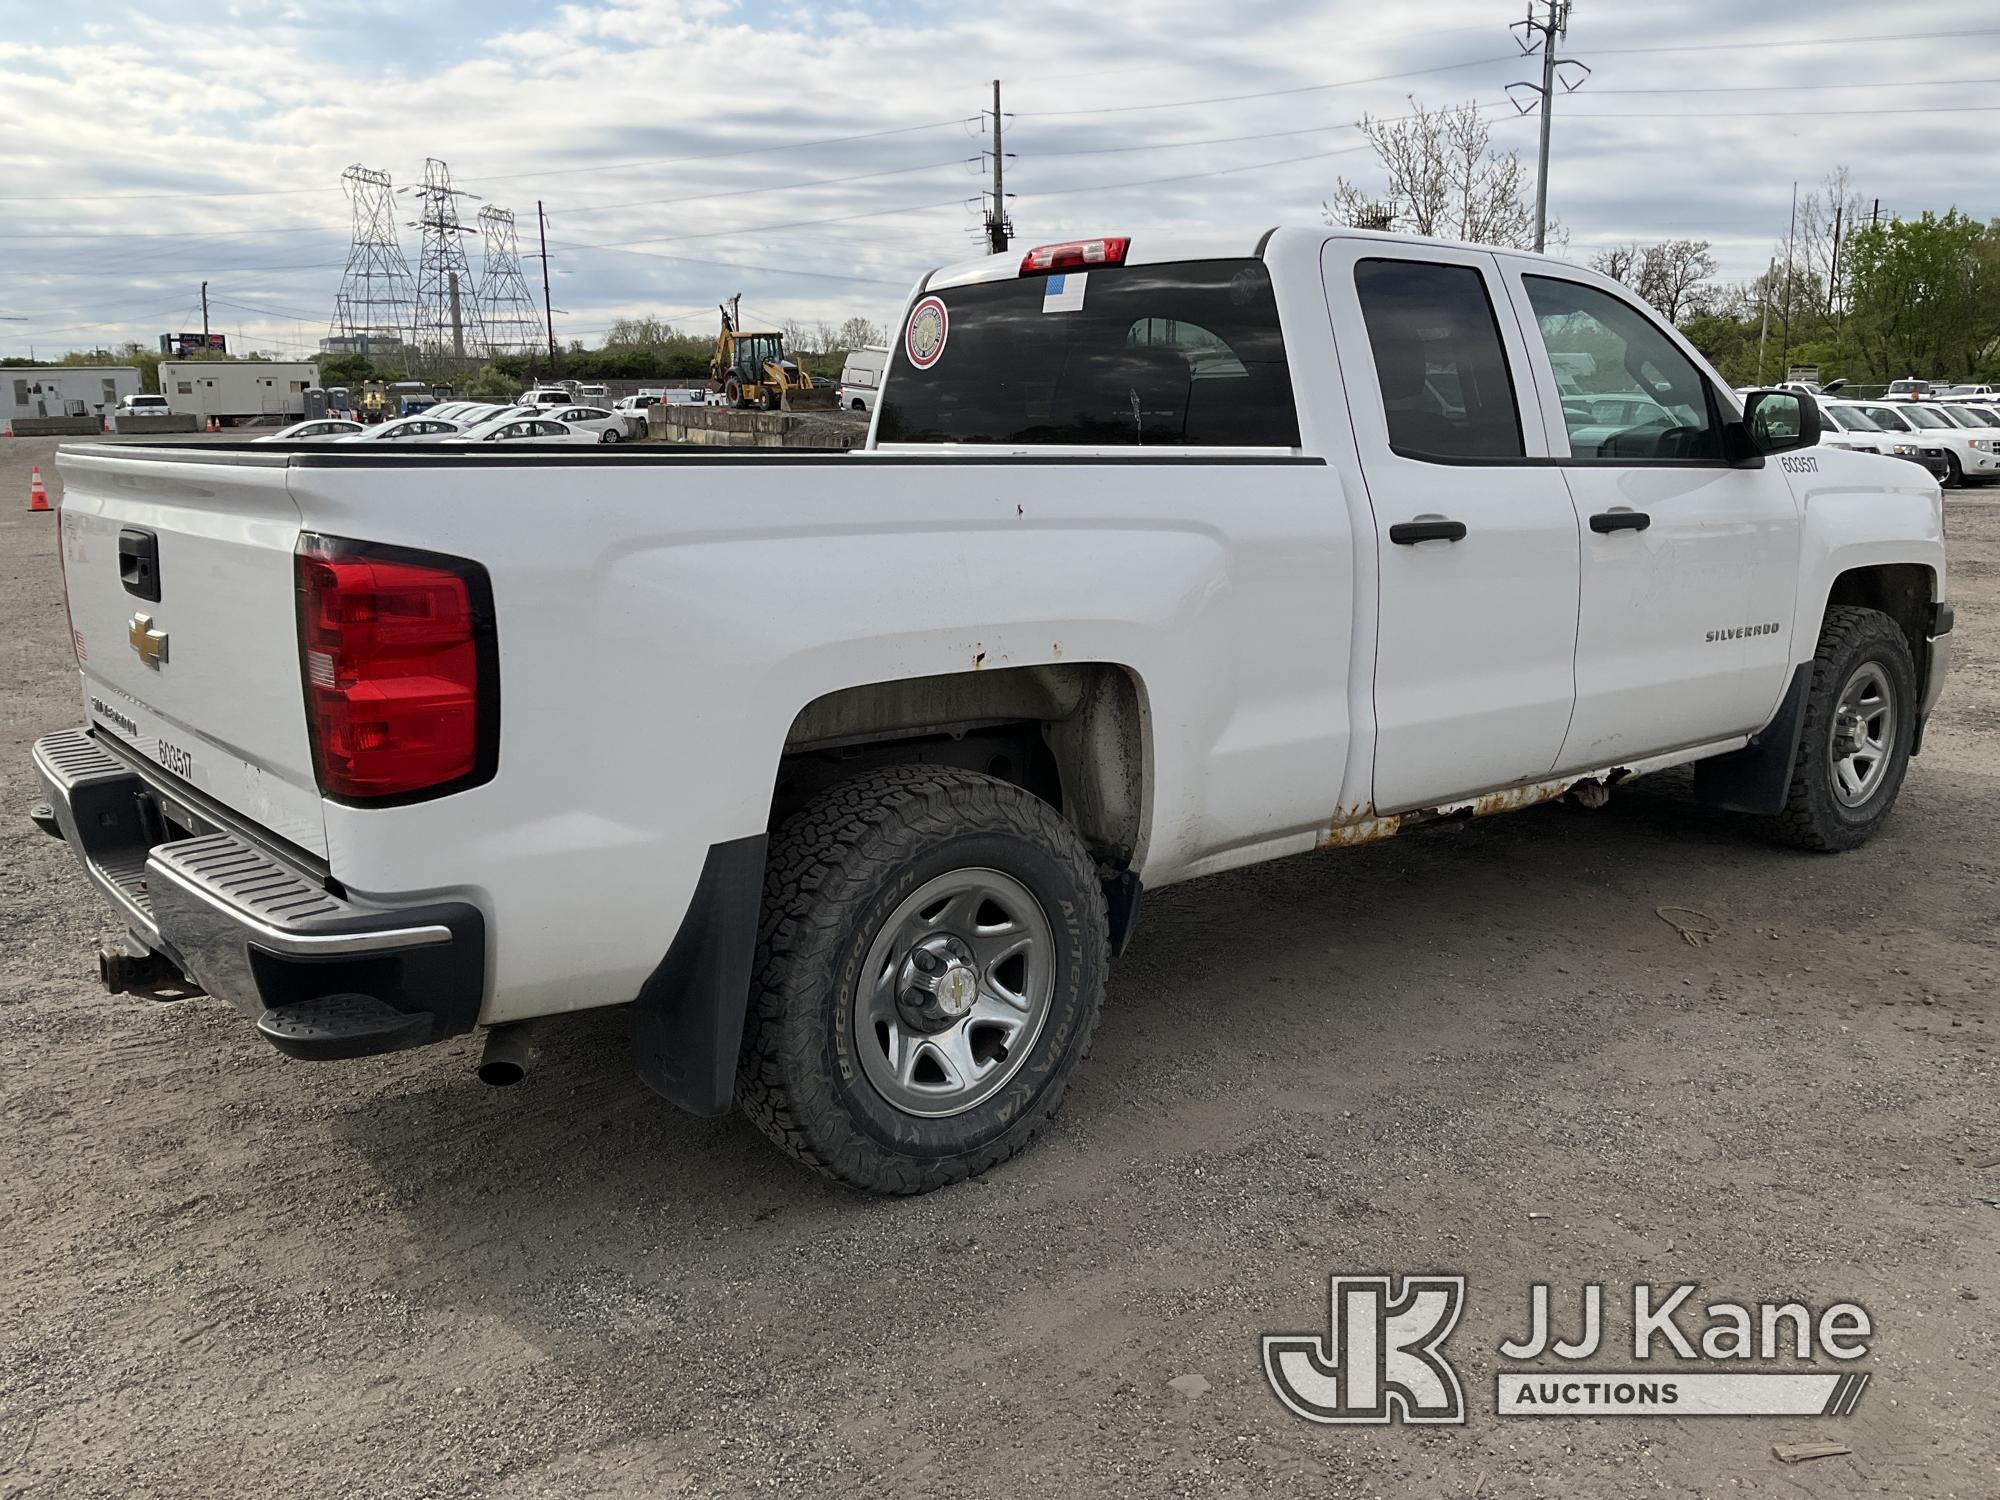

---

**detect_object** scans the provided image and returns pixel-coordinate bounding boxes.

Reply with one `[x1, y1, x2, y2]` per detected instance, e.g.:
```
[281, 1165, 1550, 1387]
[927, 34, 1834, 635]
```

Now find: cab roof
[921, 225, 1577, 291]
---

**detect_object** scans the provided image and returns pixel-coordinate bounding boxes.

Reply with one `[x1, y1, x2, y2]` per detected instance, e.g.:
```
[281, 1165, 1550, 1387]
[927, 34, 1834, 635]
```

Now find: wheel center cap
[935, 963, 978, 1018]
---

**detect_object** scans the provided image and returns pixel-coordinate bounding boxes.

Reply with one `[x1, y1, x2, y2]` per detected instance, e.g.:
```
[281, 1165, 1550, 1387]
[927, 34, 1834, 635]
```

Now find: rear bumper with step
[30, 727, 485, 1060]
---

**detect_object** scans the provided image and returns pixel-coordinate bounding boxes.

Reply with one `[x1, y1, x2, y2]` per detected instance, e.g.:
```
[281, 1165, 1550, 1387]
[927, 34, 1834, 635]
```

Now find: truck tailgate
[56, 446, 327, 857]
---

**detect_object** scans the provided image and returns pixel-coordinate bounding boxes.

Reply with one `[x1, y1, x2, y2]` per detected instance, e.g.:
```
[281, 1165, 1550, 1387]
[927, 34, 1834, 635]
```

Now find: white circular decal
[905, 296, 949, 370]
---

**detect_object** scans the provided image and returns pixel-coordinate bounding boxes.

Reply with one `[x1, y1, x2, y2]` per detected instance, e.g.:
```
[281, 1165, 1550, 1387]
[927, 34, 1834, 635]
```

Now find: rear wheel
[1943, 451, 1964, 489]
[738, 765, 1109, 1194]
[599, 427, 622, 443]
[1769, 606, 1916, 851]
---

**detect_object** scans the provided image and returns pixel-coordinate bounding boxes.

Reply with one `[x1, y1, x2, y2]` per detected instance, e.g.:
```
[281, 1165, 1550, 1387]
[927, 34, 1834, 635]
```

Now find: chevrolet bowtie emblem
[127, 612, 169, 670]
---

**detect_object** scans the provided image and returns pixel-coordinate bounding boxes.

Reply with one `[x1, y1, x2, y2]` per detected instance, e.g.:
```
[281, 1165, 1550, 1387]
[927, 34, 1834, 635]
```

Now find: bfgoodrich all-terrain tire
[738, 765, 1110, 1195]
[1770, 606, 1917, 852]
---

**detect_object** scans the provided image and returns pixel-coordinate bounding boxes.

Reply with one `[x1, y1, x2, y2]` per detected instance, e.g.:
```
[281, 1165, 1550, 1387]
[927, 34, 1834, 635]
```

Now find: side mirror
[1738, 388, 1820, 458]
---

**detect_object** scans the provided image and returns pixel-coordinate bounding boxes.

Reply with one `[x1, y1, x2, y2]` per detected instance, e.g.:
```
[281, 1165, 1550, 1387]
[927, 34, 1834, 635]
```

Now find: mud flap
[1693, 664, 1811, 815]
[630, 833, 768, 1116]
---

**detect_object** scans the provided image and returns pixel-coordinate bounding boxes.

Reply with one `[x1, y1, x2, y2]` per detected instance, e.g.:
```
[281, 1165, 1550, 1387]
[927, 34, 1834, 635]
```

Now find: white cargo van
[837, 345, 888, 413]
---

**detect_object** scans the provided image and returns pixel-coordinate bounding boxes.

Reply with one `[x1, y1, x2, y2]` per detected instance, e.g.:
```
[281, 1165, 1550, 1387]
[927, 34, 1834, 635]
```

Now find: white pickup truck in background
[33, 228, 1951, 1194]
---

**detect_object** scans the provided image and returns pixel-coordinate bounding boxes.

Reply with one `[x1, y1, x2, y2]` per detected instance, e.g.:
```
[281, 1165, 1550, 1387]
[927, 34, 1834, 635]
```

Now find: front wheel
[738, 765, 1110, 1194]
[1769, 606, 1916, 851]
[1943, 452, 1964, 489]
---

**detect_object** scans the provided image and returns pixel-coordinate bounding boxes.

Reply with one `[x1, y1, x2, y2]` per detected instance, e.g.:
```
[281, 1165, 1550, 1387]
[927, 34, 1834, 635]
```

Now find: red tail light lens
[1020, 237, 1129, 276]
[295, 536, 498, 802]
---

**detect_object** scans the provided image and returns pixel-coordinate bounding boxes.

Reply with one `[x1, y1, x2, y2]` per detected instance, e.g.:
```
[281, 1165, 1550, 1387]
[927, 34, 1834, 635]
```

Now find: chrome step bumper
[31, 727, 486, 1058]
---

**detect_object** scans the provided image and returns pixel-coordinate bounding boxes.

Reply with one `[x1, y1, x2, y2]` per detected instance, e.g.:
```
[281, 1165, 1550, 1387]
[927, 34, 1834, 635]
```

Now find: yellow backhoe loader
[709, 308, 838, 411]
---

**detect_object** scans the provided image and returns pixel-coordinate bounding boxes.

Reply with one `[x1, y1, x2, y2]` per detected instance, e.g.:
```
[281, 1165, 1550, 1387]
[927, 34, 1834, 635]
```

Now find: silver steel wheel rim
[853, 867, 1055, 1119]
[1830, 662, 1896, 808]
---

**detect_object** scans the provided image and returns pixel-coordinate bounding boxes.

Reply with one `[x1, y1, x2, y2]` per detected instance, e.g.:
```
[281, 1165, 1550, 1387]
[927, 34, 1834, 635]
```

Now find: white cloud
[2, 0, 1995, 357]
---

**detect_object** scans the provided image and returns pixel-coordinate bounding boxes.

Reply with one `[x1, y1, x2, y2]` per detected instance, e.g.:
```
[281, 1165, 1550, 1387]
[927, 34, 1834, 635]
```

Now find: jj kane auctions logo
[1264, 1277, 1874, 1424]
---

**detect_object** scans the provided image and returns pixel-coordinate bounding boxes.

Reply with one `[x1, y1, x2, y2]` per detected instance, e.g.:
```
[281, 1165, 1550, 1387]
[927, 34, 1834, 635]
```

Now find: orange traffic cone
[28, 466, 51, 513]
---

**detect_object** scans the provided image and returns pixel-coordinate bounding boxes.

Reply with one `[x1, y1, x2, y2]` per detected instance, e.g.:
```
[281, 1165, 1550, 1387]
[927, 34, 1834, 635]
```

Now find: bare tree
[1798, 166, 1864, 314]
[1589, 243, 1642, 285]
[606, 316, 676, 347]
[835, 315, 886, 350]
[1324, 97, 1552, 250]
[1587, 239, 1718, 323]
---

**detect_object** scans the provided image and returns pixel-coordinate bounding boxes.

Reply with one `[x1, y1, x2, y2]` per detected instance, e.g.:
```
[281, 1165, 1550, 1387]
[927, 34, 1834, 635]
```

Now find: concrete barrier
[647, 404, 864, 450]
[111, 413, 203, 435]
[12, 416, 103, 437]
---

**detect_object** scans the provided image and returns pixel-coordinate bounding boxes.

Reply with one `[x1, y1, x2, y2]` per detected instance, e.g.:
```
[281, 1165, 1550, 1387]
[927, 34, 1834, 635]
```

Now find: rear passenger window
[1353, 259, 1524, 461]
[876, 259, 1299, 447]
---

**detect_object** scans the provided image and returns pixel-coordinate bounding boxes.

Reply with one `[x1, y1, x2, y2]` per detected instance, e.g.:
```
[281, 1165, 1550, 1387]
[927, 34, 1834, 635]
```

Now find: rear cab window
[876, 259, 1300, 448]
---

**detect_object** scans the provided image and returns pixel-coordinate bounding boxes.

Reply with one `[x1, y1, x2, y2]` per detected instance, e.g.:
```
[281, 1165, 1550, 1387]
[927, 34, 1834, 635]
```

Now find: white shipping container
[160, 361, 319, 423]
[2, 366, 141, 422]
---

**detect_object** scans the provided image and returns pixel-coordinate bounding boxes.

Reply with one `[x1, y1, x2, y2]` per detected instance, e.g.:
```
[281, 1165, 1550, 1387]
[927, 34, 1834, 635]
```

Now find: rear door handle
[1589, 510, 1652, 534]
[1388, 519, 1468, 545]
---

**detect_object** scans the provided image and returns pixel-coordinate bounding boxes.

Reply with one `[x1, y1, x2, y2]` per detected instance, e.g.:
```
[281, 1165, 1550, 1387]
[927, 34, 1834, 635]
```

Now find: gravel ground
[1, 434, 1995, 1498]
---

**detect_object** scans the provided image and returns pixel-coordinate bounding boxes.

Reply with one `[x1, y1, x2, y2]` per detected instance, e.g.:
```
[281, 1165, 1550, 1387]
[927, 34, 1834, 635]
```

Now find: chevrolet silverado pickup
[31, 228, 1952, 1194]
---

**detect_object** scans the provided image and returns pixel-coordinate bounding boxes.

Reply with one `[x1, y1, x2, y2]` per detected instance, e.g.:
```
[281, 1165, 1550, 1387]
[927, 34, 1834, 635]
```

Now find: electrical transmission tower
[476, 207, 540, 360]
[405, 158, 488, 372]
[329, 165, 416, 360]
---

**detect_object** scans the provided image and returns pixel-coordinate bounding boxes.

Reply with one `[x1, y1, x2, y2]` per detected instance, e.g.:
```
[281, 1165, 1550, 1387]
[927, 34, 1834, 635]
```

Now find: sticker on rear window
[1042, 272, 1088, 313]
[905, 296, 949, 369]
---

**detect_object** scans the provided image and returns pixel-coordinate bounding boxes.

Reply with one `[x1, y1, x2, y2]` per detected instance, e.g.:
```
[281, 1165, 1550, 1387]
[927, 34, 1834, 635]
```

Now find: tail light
[1020, 237, 1129, 275]
[294, 535, 498, 803]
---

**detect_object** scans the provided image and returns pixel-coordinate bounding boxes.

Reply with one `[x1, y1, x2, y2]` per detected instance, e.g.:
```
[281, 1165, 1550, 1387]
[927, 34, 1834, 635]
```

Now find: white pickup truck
[32, 229, 1952, 1194]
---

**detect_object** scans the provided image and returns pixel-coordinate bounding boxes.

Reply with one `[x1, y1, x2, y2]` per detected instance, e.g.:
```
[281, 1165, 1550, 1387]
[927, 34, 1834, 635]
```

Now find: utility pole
[1510, 1, 1588, 254]
[1826, 200, 1844, 318]
[1757, 256, 1774, 385]
[537, 200, 558, 377]
[1779, 181, 1798, 379]
[448, 271, 465, 360]
[984, 80, 1012, 255]
[200, 281, 210, 343]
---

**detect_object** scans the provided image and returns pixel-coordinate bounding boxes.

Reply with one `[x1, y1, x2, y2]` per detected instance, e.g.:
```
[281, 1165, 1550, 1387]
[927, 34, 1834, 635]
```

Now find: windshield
[1945, 404, 2000, 427]
[1856, 405, 1912, 431]
[1888, 380, 1929, 394]
[1899, 405, 1951, 429]
[1827, 405, 1881, 432]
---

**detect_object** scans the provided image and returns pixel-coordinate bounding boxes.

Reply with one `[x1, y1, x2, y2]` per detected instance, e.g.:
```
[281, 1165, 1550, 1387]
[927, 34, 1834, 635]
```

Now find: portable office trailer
[160, 361, 318, 425]
[2, 366, 140, 423]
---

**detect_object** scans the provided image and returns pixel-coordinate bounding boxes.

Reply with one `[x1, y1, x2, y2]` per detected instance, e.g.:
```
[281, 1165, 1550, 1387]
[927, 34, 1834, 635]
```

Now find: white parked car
[35, 227, 1951, 1196]
[546, 405, 629, 443]
[1818, 402, 1952, 482]
[1847, 399, 1998, 486]
[448, 415, 598, 444]
[250, 419, 366, 443]
[335, 416, 464, 444]
[520, 388, 572, 409]
[115, 394, 173, 416]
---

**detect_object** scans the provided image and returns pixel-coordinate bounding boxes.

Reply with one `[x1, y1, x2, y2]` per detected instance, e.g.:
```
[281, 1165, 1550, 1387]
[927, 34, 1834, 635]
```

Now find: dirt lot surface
[2, 433, 1995, 1498]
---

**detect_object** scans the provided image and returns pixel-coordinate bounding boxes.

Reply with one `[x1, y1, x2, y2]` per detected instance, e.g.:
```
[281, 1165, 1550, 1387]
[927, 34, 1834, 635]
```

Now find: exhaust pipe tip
[477, 1022, 539, 1087]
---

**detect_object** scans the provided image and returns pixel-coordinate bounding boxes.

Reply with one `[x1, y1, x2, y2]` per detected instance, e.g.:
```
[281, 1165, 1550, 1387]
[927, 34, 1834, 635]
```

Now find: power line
[543, 241, 914, 287]
[457, 119, 978, 186]
[553, 157, 974, 217]
[1586, 26, 2000, 55]
[1011, 53, 1518, 118]
[550, 196, 967, 252]
[1017, 142, 1377, 202]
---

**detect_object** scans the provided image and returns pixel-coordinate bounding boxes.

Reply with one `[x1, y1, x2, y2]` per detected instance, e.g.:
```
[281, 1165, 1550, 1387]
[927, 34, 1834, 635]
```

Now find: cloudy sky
[1, 0, 1996, 360]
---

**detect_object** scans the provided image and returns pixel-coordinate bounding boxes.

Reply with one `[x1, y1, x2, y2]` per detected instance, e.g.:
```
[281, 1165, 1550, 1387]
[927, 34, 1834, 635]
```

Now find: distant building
[2, 365, 140, 422]
[319, 334, 408, 358]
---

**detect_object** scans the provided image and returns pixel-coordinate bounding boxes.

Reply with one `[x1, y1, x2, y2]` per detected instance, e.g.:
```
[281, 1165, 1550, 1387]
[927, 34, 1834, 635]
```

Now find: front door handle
[1388, 518, 1468, 545]
[1589, 510, 1652, 534]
